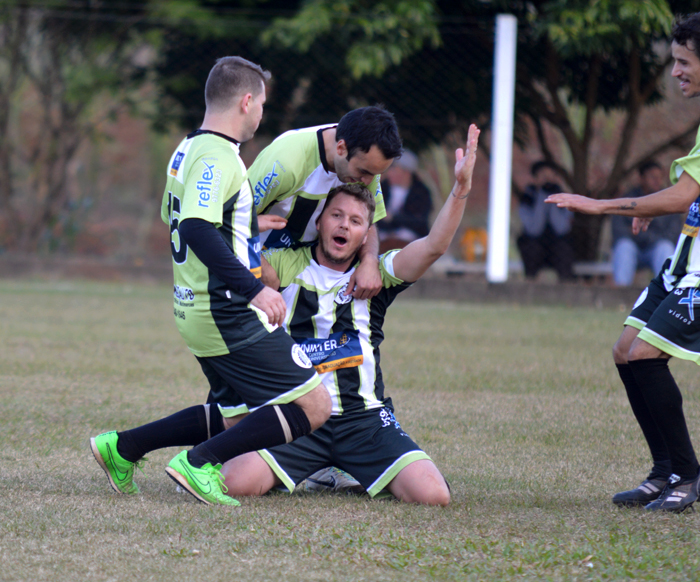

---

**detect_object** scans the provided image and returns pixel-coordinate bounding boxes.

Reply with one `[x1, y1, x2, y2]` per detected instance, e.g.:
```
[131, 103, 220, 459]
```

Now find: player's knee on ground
[387, 460, 450, 506]
[294, 383, 331, 431]
[221, 452, 280, 497]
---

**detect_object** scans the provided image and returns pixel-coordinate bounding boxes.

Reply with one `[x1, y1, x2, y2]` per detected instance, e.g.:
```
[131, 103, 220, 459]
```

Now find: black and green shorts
[626, 272, 700, 364]
[196, 327, 321, 417]
[259, 402, 431, 498]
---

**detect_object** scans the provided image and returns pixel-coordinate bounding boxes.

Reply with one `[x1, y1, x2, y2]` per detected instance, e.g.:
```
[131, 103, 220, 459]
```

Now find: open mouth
[333, 235, 348, 247]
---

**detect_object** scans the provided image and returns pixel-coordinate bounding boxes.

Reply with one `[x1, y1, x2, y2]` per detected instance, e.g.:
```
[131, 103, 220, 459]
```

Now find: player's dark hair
[638, 160, 662, 176]
[335, 106, 403, 162]
[530, 160, 557, 176]
[205, 56, 271, 112]
[672, 13, 700, 58]
[320, 183, 376, 225]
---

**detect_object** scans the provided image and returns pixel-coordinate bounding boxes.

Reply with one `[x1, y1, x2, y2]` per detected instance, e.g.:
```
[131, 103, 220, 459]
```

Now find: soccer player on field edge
[547, 13, 700, 513]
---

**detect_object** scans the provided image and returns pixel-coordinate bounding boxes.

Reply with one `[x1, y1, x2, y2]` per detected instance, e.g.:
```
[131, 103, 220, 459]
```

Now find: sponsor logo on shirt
[248, 235, 262, 278]
[170, 152, 185, 176]
[197, 160, 221, 208]
[683, 200, 700, 237]
[291, 344, 313, 369]
[297, 330, 363, 373]
[173, 284, 195, 305]
[374, 180, 382, 198]
[253, 162, 281, 207]
[334, 282, 353, 305]
[263, 227, 294, 249]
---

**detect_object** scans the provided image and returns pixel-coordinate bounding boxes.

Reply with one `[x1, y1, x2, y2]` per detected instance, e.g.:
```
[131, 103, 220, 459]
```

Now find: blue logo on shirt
[679, 288, 700, 321]
[253, 162, 280, 206]
[197, 161, 216, 208]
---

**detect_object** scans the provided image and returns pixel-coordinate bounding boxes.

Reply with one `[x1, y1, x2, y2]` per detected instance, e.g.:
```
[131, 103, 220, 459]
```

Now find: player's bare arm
[348, 224, 382, 300]
[260, 255, 280, 290]
[545, 172, 700, 217]
[393, 124, 480, 282]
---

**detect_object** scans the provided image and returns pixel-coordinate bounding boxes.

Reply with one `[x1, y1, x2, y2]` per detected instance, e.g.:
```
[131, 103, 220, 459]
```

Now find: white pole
[486, 14, 517, 283]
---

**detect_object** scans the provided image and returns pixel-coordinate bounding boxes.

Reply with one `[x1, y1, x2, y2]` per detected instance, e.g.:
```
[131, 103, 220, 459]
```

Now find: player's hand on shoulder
[250, 285, 286, 326]
[258, 214, 287, 232]
[349, 258, 382, 300]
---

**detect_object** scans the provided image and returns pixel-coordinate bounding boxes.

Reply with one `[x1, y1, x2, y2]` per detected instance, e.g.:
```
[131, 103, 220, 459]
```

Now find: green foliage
[263, 0, 440, 78]
[538, 0, 673, 56]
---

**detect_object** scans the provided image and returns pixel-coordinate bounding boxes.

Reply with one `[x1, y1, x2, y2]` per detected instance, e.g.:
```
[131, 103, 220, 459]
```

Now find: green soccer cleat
[90, 431, 142, 495]
[165, 450, 240, 506]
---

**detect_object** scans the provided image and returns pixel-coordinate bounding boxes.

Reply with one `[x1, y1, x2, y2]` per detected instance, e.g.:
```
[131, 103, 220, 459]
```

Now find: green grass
[1, 279, 700, 581]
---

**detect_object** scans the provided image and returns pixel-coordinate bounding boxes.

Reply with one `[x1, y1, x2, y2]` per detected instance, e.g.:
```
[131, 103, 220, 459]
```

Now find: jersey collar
[187, 129, 240, 146]
[310, 242, 360, 274]
[317, 126, 337, 174]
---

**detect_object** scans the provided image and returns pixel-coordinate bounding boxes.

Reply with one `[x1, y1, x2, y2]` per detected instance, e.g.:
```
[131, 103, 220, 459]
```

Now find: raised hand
[453, 124, 480, 196]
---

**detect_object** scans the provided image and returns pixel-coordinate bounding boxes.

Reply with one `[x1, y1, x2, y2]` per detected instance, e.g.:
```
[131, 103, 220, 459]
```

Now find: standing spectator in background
[611, 161, 683, 286]
[378, 150, 432, 253]
[516, 161, 575, 281]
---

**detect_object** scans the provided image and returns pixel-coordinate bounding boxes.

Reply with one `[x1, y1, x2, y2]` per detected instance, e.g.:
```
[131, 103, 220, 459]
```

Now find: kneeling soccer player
[220, 125, 480, 506]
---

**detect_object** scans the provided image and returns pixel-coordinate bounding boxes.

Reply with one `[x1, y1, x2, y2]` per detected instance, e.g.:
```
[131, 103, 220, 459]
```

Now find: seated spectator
[378, 150, 432, 253]
[516, 161, 575, 281]
[611, 161, 683, 286]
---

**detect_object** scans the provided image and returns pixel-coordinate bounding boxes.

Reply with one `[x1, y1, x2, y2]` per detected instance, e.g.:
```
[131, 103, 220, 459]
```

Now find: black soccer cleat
[612, 477, 667, 507]
[645, 472, 700, 513]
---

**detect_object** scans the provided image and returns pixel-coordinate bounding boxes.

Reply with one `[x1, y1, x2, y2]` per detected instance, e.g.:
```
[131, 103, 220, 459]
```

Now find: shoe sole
[90, 437, 123, 495]
[164, 467, 211, 506]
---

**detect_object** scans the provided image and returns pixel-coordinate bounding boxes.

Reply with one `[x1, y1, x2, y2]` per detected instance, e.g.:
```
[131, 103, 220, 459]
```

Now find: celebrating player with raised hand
[219, 124, 480, 505]
[546, 13, 700, 513]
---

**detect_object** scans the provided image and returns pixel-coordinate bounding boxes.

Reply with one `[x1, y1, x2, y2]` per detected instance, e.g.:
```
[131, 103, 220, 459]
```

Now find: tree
[262, 0, 700, 259]
[150, 1, 700, 259]
[0, 1, 154, 252]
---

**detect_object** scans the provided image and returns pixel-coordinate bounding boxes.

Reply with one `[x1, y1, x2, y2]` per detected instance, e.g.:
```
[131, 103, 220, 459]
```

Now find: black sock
[616, 363, 672, 480]
[629, 358, 699, 480]
[117, 404, 225, 463]
[188, 403, 311, 467]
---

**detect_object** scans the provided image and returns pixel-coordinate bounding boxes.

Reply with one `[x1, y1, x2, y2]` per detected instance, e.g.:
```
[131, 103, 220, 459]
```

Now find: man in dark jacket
[378, 150, 433, 253]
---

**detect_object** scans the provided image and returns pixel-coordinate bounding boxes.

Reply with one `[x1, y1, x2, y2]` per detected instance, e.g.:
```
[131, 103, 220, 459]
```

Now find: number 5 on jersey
[167, 192, 188, 264]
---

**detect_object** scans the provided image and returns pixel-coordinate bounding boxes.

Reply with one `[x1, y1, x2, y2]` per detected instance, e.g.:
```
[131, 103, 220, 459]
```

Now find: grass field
[1, 278, 700, 581]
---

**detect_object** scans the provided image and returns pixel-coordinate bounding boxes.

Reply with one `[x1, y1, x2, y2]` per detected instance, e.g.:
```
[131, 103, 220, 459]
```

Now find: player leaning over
[218, 124, 480, 505]
[248, 105, 402, 300]
[547, 13, 700, 512]
[90, 56, 330, 506]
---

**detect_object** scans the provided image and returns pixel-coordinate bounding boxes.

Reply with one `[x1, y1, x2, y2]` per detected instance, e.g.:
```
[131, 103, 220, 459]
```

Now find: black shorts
[197, 327, 321, 417]
[259, 402, 431, 498]
[626, 271, 700, 364]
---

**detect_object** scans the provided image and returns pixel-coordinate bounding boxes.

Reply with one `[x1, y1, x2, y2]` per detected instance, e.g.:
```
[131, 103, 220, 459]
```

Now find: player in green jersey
[547, 14, 700, 512]
[218, 124, 480, 505]
[249, 106, 403, 301]
[90, 56, 330, 506]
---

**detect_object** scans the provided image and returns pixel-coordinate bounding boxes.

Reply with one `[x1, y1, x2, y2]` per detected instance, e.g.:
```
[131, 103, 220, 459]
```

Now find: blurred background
[2, 0, 700, 286]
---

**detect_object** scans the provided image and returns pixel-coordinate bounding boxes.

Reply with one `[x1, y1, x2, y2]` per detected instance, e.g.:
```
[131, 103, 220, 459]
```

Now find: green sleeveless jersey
[248, 124, 387, 249]
[264, 245, 410, 415]
[161, 131, 273, 357]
